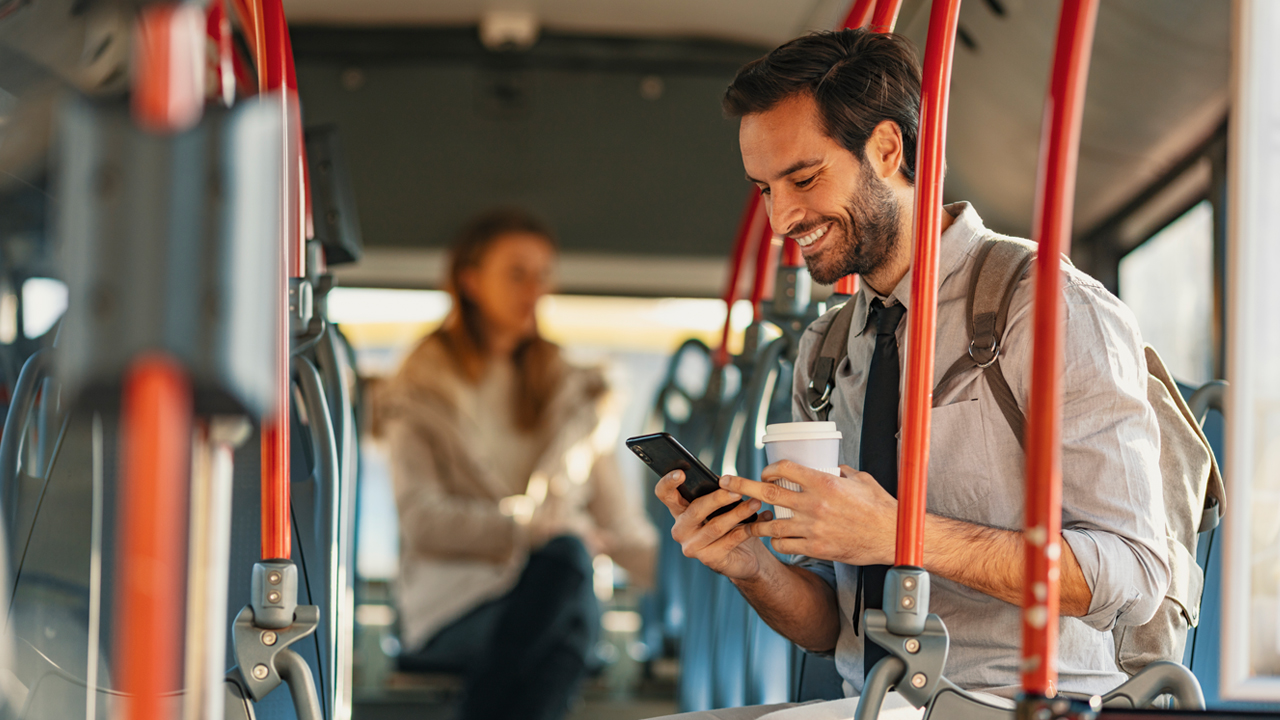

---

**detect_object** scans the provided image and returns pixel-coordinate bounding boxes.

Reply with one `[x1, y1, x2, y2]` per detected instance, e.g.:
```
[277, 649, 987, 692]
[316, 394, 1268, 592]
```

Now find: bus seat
[745, 609, 791, 705]
[710, 574, 749, 708]
[789, 646, 844, 703]
[677, 562, 719, 712]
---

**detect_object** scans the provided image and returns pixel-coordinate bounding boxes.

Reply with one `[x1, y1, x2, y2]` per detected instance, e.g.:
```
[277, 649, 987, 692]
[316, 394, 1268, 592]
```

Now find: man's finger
[701, 497, 763, 539]
[760, 460, 835, 489]
[745, 517, 802, 540]
[770, 537, 807, 556]
[685, 488, 745, 525]
[655, 470, 691, 516]
[721, 473, 802, 509]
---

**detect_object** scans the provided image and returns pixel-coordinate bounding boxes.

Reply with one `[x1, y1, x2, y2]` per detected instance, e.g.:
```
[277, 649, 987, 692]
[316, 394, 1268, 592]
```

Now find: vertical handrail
[207, 0, 234, 106]
[748, 221, 779, 323]
[1019, 0, 1098, 700]
[115, 11, 202, 720]
[781, 237, 804, 268]
[868, 0, 905, 33]
[716, 192, 765, 366]
[257, 0, 300, 561]
[843, 0, 879, 30]
[113, 356, 192, 720]
[894, 0, 961, 569]
[131, 3, 204, 133]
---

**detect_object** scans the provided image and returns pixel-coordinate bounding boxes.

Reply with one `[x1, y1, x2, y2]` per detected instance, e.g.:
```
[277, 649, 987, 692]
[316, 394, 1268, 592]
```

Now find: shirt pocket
[925, 397, 996, 518]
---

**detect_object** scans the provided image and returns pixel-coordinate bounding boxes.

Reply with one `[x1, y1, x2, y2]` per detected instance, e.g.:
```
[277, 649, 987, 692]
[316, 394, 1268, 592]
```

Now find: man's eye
[758, 186, 771, 196]
[796, 176, 816, 189]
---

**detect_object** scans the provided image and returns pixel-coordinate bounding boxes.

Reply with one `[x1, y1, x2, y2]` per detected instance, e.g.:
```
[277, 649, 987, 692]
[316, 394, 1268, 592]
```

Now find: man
[652, 29, 1169, 719]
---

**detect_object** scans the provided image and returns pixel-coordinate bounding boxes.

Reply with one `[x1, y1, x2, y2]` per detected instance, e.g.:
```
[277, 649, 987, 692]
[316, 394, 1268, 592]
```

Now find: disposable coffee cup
[761, 422, 842, 519]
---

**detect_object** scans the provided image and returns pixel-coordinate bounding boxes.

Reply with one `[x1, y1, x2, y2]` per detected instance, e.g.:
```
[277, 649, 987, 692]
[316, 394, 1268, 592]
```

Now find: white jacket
[377, 335, 657, 652]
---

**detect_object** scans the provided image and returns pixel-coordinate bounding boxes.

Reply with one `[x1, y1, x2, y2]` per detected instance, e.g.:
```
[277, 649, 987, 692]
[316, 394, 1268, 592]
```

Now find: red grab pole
[781, 236, 804, 267]
[256, 0, 302, 561]
[842, 0, 878, 30]
[716, 192, 766, 366]
[748, 219, 779, 323]
[206, 0, 234, 106]
[894, 0, 961, 569]
[1020, 0, 1099, 698]
[131, 3, 204, 133]
[868, 0, 905, 34]
[114, 356, 193, 720]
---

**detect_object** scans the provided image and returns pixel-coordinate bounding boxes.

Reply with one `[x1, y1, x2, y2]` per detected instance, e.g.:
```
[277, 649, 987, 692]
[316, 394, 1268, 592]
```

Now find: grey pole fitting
[1098, 660, 1205, 711]
[225, 604, 322, 716]
[289, 278, 314, 336]
[1015, 694, 1101, 720]
[251, 560, 298, 629]
[884, 566, 930, 636]
[772, 265, 813, 318]
[852, 655, 905, 720]
[860, 610, 950, 710]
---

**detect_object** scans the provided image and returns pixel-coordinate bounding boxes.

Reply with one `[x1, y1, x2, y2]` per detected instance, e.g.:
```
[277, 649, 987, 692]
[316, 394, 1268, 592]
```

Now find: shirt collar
[855, 201, 985, 337]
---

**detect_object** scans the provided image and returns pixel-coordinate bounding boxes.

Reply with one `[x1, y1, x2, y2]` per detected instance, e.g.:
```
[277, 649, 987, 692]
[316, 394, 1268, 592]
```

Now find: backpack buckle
[969, 337, 999, 368]
[808, 380, 833, 413]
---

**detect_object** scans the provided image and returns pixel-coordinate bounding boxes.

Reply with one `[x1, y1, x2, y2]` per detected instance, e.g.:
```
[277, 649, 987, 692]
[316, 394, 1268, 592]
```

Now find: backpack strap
[807, 237, 1036, 438]
[806, 299, 861, 421]
[934, 237, 1037, 448]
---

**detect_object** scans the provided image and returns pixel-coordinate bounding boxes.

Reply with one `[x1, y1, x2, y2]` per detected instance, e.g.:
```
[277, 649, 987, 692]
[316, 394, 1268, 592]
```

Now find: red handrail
[781, 236, 804, 267]
[207, 0, 234, 106]
[1020, 0, 1098, 698]
[113, 356, 193, 720]
[132, 3, 204, 132]
[748, 220, 779, 323]
[716, 192, 765, 366]
[894, 0, 961, 569]
[868, 0, 905, 34]
[256, 0, 301, 561]
[842, 0, 878, 30]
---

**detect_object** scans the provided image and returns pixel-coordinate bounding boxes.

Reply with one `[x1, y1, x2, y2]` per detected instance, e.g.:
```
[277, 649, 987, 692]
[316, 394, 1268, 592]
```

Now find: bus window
[1118, 200, 1214, 385]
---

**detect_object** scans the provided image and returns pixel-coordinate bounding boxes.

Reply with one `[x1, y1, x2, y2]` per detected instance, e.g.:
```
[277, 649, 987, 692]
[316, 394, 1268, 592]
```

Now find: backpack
[804, 236, 1226, 675]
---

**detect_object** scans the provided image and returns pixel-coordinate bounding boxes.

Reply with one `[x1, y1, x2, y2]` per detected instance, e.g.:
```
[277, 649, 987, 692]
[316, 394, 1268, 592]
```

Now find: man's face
[740, 93, 903, 286]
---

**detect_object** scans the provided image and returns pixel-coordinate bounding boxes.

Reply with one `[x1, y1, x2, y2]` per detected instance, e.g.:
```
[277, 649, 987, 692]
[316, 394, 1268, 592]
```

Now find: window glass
[1118, 200, 1215, 385]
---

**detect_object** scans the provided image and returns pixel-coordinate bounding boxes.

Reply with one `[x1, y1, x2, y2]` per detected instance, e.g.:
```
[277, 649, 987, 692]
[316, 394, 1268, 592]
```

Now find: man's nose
[767, 190, 805, 236]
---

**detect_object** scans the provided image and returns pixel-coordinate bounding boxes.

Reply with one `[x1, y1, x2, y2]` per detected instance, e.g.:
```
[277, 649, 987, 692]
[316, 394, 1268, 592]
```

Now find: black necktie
[859, 298, 905, 678]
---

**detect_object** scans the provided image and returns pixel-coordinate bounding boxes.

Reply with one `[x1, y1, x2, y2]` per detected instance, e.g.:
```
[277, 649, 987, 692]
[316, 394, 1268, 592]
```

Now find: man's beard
[802, 163, 903, 285]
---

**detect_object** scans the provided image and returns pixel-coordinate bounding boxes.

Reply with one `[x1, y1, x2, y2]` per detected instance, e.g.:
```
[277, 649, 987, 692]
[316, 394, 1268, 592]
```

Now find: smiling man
[650, 29, 1169, 720]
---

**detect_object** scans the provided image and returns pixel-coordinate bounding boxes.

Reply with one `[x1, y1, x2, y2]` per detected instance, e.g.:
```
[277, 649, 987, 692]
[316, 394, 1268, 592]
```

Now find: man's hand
[720, 460, 898, 566]
[723, 461, 1095, 616]
[654, 469, 768, 580]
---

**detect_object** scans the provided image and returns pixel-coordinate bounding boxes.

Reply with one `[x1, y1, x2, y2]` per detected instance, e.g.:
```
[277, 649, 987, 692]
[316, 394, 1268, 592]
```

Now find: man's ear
[864, 120, 905, 181]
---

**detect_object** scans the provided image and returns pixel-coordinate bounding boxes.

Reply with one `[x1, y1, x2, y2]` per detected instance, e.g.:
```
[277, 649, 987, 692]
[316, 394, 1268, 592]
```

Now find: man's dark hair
[723, 29, 922, 184]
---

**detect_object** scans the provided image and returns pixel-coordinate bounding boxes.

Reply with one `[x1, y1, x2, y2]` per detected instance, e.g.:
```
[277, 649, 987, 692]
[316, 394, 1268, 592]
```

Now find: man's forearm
[730, 543, 841, 653]
[922, 514, 1092, 616]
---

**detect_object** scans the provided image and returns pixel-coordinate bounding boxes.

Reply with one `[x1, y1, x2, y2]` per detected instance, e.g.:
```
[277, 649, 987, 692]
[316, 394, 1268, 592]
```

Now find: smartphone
[625, 432, 756, 523]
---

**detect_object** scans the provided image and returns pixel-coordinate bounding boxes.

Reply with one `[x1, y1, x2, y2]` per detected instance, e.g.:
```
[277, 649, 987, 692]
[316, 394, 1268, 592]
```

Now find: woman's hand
[528, 505, 607, 556]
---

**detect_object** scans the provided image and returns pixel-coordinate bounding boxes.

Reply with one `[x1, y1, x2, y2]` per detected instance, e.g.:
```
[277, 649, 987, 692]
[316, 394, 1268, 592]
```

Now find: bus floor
[352, 667, 680, 719]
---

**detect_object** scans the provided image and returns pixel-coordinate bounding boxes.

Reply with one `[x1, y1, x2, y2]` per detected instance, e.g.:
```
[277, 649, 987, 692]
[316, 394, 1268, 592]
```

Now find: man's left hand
[719, 460, 898, 565]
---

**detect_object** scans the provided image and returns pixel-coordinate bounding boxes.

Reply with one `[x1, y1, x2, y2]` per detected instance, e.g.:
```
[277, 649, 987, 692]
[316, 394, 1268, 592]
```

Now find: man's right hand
[655, 470, 768, 580]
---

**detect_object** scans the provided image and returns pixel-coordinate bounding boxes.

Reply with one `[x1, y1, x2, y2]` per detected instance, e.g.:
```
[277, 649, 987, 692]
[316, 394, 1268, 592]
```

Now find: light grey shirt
[790, 202, 1169, 698]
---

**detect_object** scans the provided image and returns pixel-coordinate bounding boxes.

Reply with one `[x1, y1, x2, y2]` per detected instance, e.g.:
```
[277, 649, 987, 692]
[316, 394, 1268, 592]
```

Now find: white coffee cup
[761, 421, 843, 519]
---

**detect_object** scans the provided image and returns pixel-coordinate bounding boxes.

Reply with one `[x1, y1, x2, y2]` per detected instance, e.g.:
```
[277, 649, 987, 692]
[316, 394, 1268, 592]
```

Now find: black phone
[625, 432, 756, 523]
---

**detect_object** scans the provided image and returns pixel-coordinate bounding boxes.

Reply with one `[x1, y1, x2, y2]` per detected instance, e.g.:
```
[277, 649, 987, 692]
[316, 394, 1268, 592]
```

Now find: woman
[377, 208, 656, 720]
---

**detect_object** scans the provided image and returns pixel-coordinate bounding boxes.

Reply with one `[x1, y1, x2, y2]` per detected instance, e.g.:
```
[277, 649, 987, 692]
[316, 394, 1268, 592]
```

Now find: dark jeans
[399, 536, 600, 720]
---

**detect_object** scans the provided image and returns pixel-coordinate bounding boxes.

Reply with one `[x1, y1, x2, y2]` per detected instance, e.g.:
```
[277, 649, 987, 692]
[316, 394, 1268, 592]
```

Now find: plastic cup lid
[762, 421, 843, 443]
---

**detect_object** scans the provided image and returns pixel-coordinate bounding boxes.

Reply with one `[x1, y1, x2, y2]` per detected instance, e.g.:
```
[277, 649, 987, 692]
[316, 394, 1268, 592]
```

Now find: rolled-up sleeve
[1007, 274, 1170, 632]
